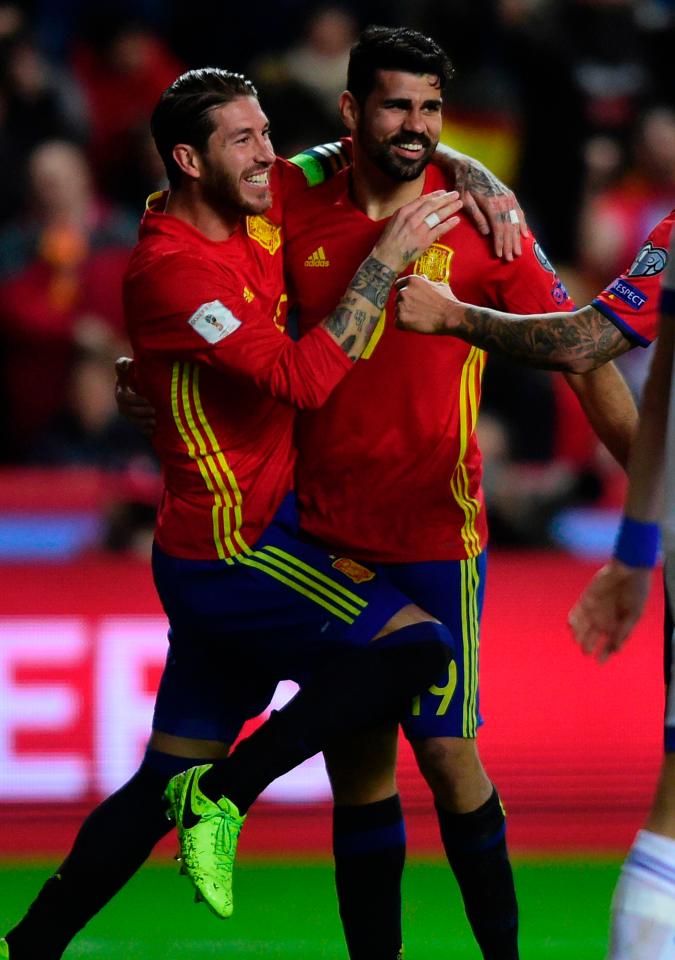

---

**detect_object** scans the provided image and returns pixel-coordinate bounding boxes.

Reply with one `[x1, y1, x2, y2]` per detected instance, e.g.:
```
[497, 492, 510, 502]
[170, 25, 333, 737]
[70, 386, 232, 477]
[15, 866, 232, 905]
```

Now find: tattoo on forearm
[327, 306, 350, 338]
[456, 305, 632, 370]
[323, 255, 397, 359]
[349, 255, 398, 311]
[462, 164, 507, 198]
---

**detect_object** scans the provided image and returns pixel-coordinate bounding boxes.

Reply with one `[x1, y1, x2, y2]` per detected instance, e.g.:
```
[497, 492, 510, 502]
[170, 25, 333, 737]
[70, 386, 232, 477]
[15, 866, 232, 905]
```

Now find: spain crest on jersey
[332, 557, 375, 583]
[246, 215, 281, 255]
[413, 243, 454, 283]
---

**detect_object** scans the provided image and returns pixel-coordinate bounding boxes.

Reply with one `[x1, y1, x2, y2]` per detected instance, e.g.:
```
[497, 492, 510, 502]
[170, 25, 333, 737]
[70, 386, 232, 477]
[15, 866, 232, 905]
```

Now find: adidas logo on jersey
[304, 246, 330, 267]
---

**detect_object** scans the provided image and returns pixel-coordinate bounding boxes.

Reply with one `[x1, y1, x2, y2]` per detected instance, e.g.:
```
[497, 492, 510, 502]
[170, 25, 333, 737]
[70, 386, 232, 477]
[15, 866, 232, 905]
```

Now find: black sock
[200, 621, 453, 812]
[436, 787, 519, 960]
[333, 796, 406, 960]
[5, 752, 207, 960]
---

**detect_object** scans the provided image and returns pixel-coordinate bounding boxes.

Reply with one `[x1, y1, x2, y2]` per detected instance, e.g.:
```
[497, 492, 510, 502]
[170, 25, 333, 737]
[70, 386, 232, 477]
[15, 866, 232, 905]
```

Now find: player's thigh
[151, 636, 278, 746]
[324, 723, 399, 804]
[384, 552, 487, 740]
[152, 531, 416, 682]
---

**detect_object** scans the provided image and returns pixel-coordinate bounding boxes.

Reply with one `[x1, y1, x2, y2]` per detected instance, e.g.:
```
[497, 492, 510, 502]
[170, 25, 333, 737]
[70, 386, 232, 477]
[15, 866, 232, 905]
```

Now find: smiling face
[195, 96, 275, 216]
[352, 69, 443, 182]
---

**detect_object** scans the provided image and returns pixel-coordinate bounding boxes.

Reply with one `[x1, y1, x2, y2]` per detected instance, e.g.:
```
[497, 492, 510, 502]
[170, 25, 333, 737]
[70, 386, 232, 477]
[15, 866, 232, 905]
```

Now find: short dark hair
[347, 25, 453, 106]
[151, 67, 258, 187]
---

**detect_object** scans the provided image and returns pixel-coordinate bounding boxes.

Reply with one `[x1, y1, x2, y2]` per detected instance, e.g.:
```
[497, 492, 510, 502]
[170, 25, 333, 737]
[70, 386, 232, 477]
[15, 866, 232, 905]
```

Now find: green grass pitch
[0, 856, 620, 958]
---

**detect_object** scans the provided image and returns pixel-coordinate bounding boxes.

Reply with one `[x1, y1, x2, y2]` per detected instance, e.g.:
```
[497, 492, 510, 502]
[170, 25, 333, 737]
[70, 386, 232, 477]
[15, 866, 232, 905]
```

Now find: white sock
[607, 830, 675, 959]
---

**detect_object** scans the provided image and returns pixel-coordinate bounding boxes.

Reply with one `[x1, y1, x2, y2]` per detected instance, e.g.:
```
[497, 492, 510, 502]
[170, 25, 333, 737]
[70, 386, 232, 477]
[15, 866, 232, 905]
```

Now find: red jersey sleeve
[591, 210, 674, 347]
[275, 156, 312, 207]
[126, 251, 352, 409]
[490, 233, 577, 313]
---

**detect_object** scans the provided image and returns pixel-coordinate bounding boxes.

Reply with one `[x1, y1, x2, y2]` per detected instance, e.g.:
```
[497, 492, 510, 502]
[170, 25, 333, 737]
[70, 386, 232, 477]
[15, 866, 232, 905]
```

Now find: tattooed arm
[433, 144, 528, 261]
[320, 190, 462, 361]
[395, 275, 634, 372]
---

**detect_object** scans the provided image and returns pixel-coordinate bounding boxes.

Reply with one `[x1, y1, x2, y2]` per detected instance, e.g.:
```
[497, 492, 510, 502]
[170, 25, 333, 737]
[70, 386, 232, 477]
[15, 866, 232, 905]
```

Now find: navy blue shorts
[665, 565, 675, 753]
[384, 552, 487, 740]
[151, 497, 412, 744]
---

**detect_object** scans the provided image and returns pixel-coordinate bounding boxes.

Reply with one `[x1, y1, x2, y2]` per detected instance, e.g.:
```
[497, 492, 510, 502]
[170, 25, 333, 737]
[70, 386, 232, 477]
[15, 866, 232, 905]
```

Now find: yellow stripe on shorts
[460, 555, 481, 737]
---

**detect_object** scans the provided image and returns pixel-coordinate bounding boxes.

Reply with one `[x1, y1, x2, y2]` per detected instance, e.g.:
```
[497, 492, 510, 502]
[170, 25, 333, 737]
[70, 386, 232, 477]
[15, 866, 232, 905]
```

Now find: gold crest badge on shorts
[332, 558, 376, 584]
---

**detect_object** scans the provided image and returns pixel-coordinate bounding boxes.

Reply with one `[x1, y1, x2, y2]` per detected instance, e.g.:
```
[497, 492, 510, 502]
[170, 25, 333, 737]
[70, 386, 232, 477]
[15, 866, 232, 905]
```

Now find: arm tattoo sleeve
[326, 305, 351, 338]
[455, 304, 634, 371]
[323, 255, 397, 359]
[347, 256, 398, 311]
[462, 164, 507, 198]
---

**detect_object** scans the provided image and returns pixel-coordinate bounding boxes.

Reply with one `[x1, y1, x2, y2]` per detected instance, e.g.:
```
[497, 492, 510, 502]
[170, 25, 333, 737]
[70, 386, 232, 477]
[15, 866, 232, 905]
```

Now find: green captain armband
[288, 141, 350, 187]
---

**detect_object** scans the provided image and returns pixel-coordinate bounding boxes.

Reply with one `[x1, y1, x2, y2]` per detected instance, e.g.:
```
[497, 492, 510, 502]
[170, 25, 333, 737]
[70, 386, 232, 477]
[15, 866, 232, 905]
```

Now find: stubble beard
[201, 163, 271, 218]
[361, 122, 437, 183]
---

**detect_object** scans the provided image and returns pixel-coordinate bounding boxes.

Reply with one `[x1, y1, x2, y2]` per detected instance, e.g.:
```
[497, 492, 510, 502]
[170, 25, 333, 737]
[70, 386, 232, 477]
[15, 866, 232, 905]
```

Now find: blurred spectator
[70, 12, 183, 197]
[252, 6, 358, 140]
[577, 106, 675, 397]
[411, 0, 521, 189]
[0, 138, 136, 277]
[0, 14, 88, 153]
[29, 319, 150, 468]
[0, 140, 136, 460]
[276, 7, 357, 119]
[30, 317, 160, 556]
[566, 0, 651, 134]
[579, 106, 675, 287]
[0, 4, 88, 219]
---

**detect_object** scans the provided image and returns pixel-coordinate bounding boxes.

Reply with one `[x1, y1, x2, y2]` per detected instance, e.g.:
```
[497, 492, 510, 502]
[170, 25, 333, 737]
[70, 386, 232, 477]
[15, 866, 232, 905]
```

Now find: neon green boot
[165, 764, 246, 919]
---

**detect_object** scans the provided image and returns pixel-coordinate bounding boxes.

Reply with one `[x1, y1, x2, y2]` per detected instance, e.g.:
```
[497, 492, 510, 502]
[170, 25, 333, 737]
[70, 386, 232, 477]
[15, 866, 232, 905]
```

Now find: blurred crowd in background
[1, 0, 674, 553]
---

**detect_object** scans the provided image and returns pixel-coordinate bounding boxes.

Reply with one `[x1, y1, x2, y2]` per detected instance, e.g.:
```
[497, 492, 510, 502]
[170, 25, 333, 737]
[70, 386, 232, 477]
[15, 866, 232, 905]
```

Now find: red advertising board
[0, 551, 664, 854]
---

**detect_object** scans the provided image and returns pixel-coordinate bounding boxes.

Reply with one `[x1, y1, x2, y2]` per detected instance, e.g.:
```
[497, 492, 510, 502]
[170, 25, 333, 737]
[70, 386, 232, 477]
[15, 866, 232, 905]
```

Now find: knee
[414, 736, 475, 775]
[412, 737, 491, 810]
[325, 726, 399, 805]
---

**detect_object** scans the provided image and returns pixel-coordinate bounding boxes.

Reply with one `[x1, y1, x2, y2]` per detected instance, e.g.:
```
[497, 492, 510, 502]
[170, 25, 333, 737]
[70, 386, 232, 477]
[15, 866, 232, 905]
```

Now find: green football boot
[0, 937, 9, 958]
[164, 764, 246, 919]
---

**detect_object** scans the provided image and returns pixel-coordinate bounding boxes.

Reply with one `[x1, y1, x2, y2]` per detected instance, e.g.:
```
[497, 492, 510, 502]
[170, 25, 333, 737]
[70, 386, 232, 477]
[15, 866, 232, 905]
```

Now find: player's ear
[172, 143, 201, 180]
[339, 91, 359, 132]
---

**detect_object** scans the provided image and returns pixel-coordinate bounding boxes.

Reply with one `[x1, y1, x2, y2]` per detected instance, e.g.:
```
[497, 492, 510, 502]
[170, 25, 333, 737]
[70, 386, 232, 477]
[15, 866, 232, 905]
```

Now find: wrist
[614, 515, 660, 568]
[370, 246, 402, 275]
[442, 298, 467, 334]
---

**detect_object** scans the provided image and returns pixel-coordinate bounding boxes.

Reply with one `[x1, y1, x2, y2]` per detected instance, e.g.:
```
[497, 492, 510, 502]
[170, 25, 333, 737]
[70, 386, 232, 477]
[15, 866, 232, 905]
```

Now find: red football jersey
[284, 162, 576, 563]
[592, 209, 675, 345]
[124, 180, 351, 561]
